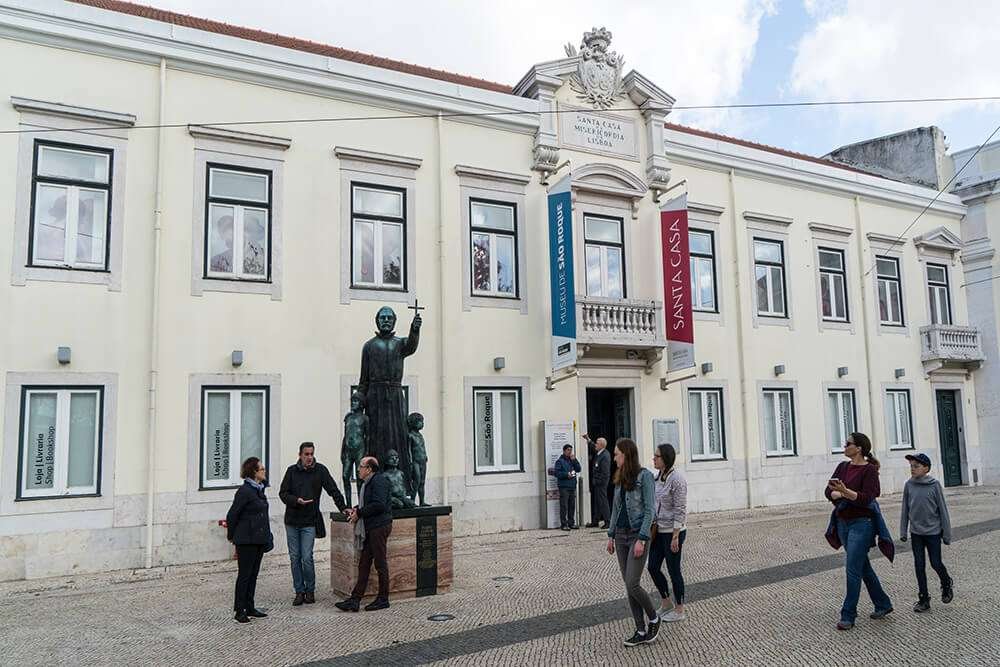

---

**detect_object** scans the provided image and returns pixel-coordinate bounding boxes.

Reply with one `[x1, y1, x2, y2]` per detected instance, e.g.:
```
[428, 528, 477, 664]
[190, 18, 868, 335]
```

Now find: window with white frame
[201, 387, 268, 488]
[885, 389, 914, 450]
[688, 388, 725, 459]
[29, 142, 113, 271]
[761, 388, 796, 456]
[18, 386, 103, 499]
[473, 387, 523, 473]
[876, 256, 905, 326]
[351, 183, 405, 289]
[205, 165, 271, 281]
[754, 239, 787, 317]
[827, 389, 857, 453]
[470, 199, 518, 297]
[584, 215, 625, 298]
[926, 263, 952, 325]
[818, 247, 849, 322]
[690, 229, 717, 312]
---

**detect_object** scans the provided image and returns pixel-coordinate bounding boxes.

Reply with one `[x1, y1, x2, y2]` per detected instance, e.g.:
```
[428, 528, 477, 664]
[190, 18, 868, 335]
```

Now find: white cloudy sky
[121, 0, 998, 157]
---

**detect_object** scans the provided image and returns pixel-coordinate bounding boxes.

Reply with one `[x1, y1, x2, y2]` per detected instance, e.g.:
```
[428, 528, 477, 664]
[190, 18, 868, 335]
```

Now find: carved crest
[568, 27, 625, 110]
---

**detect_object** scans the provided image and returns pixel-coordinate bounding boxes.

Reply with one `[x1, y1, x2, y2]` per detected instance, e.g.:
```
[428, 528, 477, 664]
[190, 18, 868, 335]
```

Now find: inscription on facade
[560, 109, 638, 160]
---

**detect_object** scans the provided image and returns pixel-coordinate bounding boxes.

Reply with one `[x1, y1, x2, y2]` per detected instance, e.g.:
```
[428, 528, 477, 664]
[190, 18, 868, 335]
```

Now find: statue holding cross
[355, 303, 423, 491]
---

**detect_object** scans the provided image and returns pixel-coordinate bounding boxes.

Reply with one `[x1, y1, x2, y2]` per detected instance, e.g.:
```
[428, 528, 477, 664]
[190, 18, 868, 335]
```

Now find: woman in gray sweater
[900, 453, 954, 613]
[648, 443, 688, 621]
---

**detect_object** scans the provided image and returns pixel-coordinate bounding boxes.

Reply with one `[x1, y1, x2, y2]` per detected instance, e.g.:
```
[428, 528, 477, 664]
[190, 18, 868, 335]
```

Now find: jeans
[286, 525, 316, 594]
[351, 523, 393, 601]
[615, 528, 657, 632]
[837, 518, 892, 624]
[233, 544, 265, 614]
[648, 529, 686, 605]
[559, 487, 577, 528]
[911, 533, 951, 599]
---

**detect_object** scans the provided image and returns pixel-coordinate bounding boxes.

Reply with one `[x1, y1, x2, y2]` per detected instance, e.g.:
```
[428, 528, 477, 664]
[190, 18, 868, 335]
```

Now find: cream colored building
[0, 0, 987, 581]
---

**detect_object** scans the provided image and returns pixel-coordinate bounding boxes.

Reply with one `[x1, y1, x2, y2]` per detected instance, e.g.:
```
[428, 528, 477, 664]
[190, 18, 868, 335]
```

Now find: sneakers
[913, 597, 931, 613]
[836, 621, 853, 631]
[560, 526, 570, 531]
[247, 608, 268, 618]
[623, 630, 647, 647]
[364, 598, 390, 611]
[304, 592, 316, 604]
[233, 613, 251, 624]
[293, 593, 305, 606]
[334, 598, 360, 612]
[942, 578, 954, 604]
[644, 617, 661, 643]
[869, 607, 893, 620]
[661, 609, 686, 622]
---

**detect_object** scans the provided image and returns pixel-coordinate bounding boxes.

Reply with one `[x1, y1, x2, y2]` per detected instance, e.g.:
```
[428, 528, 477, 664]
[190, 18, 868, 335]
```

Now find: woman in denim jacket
[605, 438, 660, 647]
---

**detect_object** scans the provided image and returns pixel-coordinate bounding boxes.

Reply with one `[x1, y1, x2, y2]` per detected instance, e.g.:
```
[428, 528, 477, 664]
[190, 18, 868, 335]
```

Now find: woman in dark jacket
[227, 457, 273, 623]
[825, 432, 893, 631]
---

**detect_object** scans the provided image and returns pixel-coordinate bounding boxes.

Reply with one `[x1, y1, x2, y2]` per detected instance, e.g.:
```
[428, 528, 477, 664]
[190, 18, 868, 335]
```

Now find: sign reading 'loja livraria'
[559, 108, 638, 160]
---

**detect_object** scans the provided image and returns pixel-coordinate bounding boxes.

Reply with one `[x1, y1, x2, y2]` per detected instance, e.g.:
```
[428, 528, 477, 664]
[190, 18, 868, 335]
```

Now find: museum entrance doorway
[585, 387, 633, 523]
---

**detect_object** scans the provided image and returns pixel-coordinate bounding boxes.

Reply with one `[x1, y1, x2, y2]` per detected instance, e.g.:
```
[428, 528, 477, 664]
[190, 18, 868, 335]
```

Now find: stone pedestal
[330, 505, 453, 599]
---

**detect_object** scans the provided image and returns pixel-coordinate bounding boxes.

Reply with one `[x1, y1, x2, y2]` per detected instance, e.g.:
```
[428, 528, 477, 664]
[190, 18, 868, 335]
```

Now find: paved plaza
[2, 486, 999, 666]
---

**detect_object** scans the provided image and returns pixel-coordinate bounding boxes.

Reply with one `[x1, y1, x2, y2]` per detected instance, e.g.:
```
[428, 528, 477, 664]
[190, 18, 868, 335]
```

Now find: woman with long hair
[825, 432, 893, 631]
[226, 456, 274, 623]
[606, 438, 660, 647]
[648, 443, 687, 621]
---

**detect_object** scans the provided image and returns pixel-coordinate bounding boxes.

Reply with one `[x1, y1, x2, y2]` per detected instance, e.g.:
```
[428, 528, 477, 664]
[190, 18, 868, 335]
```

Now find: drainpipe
[436, 111, 449, 505]
[728, 169, 754, 509]
[145, 58, 167, 569]
[854, 196, 878, 449]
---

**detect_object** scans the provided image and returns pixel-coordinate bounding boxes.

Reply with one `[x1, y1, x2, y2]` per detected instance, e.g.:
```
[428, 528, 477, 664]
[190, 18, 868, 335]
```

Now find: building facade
[0, 0, 986, 581]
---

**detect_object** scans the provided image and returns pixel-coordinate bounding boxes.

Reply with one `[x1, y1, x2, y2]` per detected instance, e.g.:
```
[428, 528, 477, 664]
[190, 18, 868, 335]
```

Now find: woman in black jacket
[227, 457, 274, 623]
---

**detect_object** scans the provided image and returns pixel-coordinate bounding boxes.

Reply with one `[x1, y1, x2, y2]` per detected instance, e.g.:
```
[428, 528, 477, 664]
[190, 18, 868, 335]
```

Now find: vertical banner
[543, 420, 575, 529]
[661, 194, 695, 371]
[548, 174, 577, 371]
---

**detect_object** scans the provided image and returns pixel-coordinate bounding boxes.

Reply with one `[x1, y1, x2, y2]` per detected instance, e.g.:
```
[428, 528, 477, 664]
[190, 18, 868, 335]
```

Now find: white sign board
[652, 418, 680, 453]
[560, 108, 639, 161]
[543, 420, 575, 529]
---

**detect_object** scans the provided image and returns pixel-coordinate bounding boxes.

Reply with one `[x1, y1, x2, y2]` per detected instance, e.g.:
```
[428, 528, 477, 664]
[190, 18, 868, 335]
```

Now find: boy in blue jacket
[900, 453, 954, 613]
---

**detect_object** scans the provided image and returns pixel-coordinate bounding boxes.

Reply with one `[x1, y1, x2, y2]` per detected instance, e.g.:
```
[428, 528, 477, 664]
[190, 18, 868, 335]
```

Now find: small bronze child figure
[340, 392, 368, 507]
[384, 449, 416, 509]
[407, 412, 429, 506]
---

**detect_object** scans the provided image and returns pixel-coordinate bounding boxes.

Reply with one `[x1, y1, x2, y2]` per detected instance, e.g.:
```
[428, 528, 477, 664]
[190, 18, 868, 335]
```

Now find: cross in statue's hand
[408, 299, 426, 316]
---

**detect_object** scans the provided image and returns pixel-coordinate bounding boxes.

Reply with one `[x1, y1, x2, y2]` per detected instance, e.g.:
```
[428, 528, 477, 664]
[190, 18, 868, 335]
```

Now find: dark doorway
[935, 390, 963, 487]
[585, 388, 633, 521]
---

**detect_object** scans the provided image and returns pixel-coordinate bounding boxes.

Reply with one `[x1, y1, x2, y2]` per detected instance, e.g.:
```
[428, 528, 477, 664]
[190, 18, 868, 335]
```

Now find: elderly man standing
[335, 456, 393, 612]
[584, 434, 611, 529]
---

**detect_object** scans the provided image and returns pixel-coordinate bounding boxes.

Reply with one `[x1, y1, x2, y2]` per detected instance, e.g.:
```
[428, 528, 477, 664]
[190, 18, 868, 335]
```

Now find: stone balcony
[920, 324, 985, 375]
[576, 295, 667, 368]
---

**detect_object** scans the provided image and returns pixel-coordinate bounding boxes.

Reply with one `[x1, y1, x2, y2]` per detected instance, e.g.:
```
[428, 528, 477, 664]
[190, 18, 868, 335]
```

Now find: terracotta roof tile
[65, 0, 512, 93]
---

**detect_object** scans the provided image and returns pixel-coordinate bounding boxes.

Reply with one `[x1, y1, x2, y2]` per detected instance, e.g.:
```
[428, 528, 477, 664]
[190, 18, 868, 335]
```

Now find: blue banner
[547, 174, 576, 371]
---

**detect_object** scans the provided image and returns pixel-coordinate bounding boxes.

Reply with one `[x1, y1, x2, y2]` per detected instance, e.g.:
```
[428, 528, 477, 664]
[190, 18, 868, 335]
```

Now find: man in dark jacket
[336, 456, 393, 612]
[553, 444, 582, 530]
[278, 442, 348, 606]
[584, 435, 611, 528]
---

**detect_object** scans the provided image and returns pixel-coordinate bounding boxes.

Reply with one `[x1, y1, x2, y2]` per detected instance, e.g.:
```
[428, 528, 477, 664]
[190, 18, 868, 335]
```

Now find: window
[18, 386, 103, 499]
[688, 389, 725, 459]
[200, 387, 268, 489]
[205, 165, 271, 281]
[885, 389, 914, 450]
[351, 183, 406, 290]
[473, 387, 523, 473]
[584, 215, 625, 298]
[818, 248, 849, 322]
[754, 239, 787, 317]
[876, 256, 904, 326]
[690, 229, 717, 312]
[29, 142, 113, 271]
[470, 200, 518, 297]
[926, 263, 952, 325]
[761, 388, 796, 456]
[827, 389, 857, 453]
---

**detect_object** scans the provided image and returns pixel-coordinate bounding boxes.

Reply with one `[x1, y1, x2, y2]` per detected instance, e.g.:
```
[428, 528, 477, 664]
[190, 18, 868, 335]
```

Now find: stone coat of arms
[568, 27, 625, 110]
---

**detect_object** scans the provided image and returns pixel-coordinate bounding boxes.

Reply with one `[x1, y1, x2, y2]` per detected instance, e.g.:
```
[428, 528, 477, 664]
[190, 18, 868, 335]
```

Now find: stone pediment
[572, 163, 648, 198]
[913, 227, 963, 256]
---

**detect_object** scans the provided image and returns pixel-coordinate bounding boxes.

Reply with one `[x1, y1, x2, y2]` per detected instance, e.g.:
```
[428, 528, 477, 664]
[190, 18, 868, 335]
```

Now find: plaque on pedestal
[330, 505, 453, 600]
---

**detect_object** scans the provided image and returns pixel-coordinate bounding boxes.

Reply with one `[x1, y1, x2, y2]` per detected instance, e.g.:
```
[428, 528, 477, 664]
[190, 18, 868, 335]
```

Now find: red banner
[661, 194, 695, 371]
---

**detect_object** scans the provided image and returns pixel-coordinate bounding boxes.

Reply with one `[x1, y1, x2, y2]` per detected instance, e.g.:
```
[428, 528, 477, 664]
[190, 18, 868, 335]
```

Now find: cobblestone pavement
[2, 486, 999, 667]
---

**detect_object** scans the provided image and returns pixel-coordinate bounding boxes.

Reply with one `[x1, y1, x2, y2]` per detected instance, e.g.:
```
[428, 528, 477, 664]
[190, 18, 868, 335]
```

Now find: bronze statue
[340, 391, 368, 506]
[407, 412, 428, 506]
[356, 306, 421, 490]
[384, 449, 416, 509]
